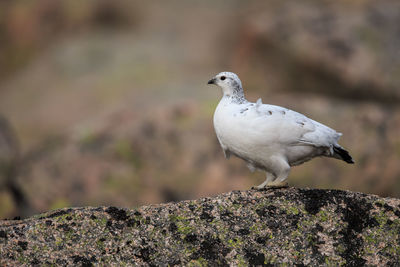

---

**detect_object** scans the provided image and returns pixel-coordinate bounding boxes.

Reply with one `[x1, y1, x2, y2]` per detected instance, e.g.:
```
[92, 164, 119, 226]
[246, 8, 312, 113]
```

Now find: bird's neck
[223, 86, 247, 104]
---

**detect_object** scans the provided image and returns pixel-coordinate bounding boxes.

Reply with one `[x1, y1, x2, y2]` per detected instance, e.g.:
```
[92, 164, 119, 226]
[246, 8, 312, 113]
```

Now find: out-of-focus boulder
[0, 116, 30, 217]
[232, 0, 400, 104]
[0, 115, 19, 187]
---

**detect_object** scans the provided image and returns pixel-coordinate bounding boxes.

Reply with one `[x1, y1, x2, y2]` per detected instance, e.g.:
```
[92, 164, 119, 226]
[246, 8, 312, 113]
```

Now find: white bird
[208, 71, 354, 189]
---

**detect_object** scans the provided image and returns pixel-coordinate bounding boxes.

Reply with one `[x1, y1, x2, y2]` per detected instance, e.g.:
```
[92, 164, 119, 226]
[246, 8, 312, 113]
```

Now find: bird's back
[213, 97, 342, 166]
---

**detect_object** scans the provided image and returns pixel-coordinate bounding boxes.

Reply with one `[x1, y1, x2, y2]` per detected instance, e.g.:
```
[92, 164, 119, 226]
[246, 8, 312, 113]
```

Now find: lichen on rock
[1, 187, 400, 266]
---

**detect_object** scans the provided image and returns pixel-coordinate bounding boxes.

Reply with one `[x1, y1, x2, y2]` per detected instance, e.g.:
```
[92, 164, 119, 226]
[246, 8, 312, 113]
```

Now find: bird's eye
[220, 76, 226, 81]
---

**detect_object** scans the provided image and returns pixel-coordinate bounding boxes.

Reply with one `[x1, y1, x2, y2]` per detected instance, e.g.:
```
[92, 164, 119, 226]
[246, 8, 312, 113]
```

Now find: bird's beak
[207, 78, 216, 85]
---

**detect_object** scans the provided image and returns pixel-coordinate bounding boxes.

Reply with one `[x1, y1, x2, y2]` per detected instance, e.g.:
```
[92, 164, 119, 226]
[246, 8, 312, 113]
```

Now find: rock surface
[1, 187, 400, 266]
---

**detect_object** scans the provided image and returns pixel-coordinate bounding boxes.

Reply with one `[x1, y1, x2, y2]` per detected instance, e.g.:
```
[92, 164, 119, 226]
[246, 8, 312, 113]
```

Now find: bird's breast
[213, 102, 278, 161]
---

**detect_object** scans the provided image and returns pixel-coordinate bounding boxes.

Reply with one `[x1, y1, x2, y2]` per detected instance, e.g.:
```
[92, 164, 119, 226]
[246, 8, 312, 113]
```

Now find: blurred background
[1, 0, 400, 218]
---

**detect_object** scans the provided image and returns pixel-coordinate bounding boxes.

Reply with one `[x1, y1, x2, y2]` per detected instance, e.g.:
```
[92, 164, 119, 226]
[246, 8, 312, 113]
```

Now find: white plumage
[208, 71, 354, 188]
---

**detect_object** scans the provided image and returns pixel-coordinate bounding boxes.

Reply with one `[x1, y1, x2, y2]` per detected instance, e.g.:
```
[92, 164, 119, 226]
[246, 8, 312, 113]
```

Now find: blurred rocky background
[1, 0, 400, 218]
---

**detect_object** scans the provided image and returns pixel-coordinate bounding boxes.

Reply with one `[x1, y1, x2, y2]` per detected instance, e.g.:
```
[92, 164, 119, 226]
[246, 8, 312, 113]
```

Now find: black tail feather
[333, 146, 354, 164]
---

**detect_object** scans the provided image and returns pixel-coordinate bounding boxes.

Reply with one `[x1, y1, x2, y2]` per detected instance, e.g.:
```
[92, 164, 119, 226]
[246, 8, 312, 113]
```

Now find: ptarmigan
[208, 71, 354, 189]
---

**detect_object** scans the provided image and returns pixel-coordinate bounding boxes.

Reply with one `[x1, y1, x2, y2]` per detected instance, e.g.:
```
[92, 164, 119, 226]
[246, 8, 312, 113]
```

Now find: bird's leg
[265, 160, 290, 189]
[252, 173, 275, 190]
[265, 179, 289, 189]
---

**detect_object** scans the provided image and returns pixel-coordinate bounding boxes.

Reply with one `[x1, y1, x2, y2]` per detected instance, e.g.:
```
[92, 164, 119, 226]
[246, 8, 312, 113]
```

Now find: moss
[168, 214, 196, 237]
[55, 238, 63, 247]
[253, 201, 271, 211]
[17, 255, 29, 264]
[184, 246, 196, 255]
[279, 199, 304, 215]
[362, 211, 400, 258]
[363, 244, 375, 255]
[374, 199, 385, 207]
[64, 229, 74, 240]
[264, 253, 278, 264]
[169, 214, 188, 222]
[187, 257, 208, 267]
[295, 218, 310, 233]
[324, 257, 332, 265]
[227, 238, 243, 249]
[290, 229, 303, 239]
[383, 245, 397, 255]
[287, 205, 300, 215]
[32, 245, 40, 253]
[93, 217, 108, 227]
[231, 203, 242, 210]
[335, 243, 346, 255]
[235, 254, 247, 267]
[249, 222, 268, 237]
[317, 209, 329, 222]
[54, 213, 78, 223]
[373, 211, 388, 226]
[217, 205, 225, 213]
[96, 239, 105, 250]
[99, 256, 113, 264]
[249, 223, 260, 233]
[292, 250, 302, 261]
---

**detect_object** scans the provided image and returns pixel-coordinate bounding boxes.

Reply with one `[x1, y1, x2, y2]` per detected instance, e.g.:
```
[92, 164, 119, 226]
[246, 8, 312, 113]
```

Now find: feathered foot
[251, 181, 289, 190]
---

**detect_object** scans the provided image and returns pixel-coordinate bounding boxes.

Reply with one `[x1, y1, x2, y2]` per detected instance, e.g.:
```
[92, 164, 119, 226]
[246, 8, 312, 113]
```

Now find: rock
[1, 187, 400, 266]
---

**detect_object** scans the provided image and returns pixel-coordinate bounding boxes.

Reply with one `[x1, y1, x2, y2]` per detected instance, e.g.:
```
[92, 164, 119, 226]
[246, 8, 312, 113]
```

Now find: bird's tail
[333, 146, 354, 164]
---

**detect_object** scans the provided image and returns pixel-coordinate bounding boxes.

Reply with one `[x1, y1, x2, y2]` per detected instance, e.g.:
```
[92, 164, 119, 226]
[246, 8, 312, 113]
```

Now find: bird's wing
[234, 103, 339, 148]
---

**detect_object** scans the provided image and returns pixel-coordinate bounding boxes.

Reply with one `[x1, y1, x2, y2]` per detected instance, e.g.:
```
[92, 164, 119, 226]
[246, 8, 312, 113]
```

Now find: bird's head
[207, 72, 243, 96]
